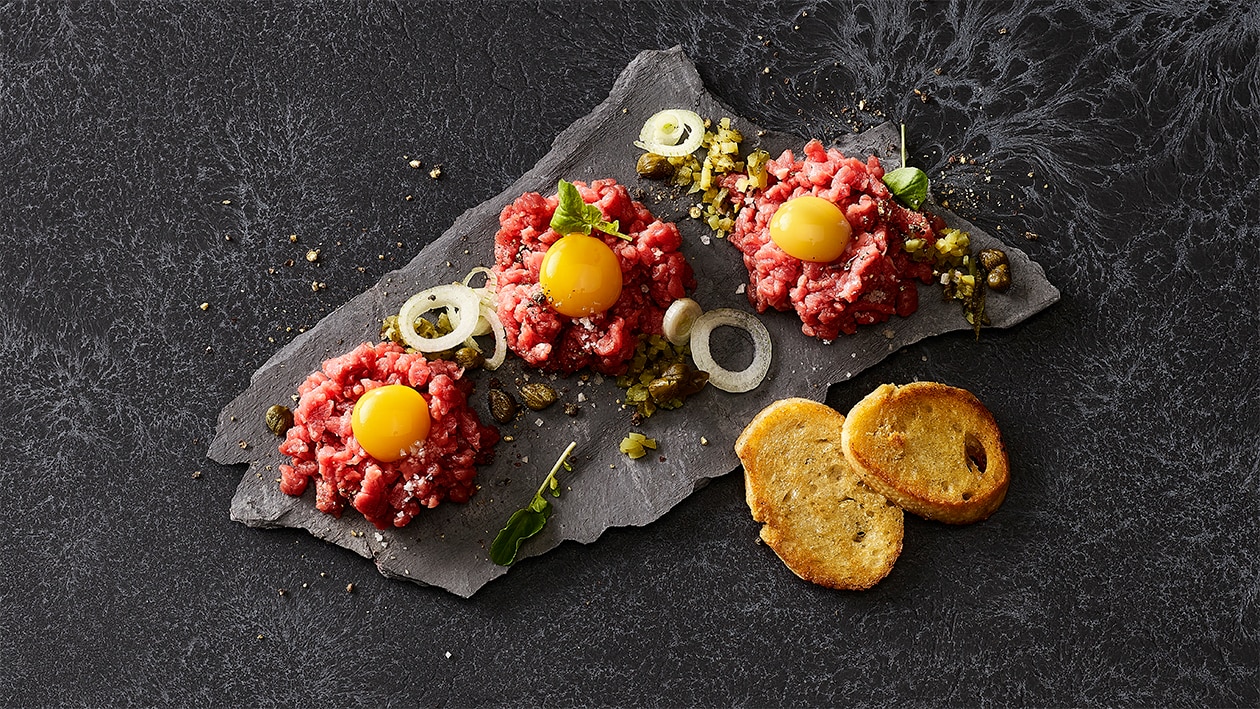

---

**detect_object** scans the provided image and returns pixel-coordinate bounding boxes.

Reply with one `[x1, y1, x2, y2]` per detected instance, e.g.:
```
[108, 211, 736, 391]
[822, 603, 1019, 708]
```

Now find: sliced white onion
[689, 308, 772, 393]
[398, 284, 481, 353]
[481, 305, 506, 370]
[634, 109, 705, 158]
[662, 297, 704, 346]
[448, 305, 493, 338]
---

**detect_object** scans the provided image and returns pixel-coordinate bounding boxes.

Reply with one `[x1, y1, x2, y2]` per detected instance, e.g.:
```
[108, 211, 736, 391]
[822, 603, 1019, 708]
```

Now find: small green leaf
[550, 179, 632, 240]
[489, 508, 550, 566]
[527, 493, 552, 516]
[883, 167, 929, 211]
[596, 219, 631, 241]
[488, 442, 577, 566]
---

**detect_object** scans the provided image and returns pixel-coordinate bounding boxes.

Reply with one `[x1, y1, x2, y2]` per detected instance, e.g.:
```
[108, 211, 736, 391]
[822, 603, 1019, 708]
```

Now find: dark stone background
[2, 1, 1255, 706]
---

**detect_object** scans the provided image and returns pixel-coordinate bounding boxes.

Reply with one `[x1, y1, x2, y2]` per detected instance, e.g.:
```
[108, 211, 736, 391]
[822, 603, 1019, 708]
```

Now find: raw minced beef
[729, 140, 938, 340]
[492, 179, 695, 375]
[278, 341, 499, 529]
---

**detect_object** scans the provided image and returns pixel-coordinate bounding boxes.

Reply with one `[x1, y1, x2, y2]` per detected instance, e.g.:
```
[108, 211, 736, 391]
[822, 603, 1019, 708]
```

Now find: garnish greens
[489, 441, 578, 566]
[882, 123, 929, 211]
[550, 179, 630, 240]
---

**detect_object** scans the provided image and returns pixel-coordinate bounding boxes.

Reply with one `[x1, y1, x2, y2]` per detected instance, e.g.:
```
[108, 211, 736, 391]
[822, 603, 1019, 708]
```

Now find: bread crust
[841, 382, 1009, 525]
[736, 398, 903, 590]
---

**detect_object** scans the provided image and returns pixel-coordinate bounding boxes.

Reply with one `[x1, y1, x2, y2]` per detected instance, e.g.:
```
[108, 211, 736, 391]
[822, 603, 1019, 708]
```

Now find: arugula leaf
[489, 442, 578, 566]
[882, 123, 930, 211]
[549, 180, 631, 241]
[489, 507, 550, 567]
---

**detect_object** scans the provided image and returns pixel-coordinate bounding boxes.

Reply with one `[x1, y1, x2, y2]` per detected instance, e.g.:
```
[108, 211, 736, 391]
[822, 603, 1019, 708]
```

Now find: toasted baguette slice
[841, 382, 1009, 525]
[735, 398, 903, 590]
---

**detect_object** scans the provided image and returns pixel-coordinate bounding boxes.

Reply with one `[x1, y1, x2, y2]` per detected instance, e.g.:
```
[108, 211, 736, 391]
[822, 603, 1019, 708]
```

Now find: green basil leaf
[550, 179, 632, 241]
[550, 180, 593, 236]
[883, 167, 929, 211]
[489, 508, 550, 566]
[596, 219, 631, 241]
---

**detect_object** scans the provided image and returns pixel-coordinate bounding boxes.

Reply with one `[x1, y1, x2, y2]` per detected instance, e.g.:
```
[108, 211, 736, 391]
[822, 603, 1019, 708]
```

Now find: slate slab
[208, 47, 1059, 597]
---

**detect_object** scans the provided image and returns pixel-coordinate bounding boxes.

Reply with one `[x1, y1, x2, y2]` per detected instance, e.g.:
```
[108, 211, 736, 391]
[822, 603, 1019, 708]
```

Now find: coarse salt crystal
[521, 456, 528, 464]
[445, 651, 452, 659]
[535, 418, 544, 427]
[736, 283, 746, 294]
[577, 392, 587, 402]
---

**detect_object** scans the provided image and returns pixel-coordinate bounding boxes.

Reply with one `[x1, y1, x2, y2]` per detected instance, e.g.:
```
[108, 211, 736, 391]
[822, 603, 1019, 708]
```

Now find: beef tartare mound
[493, 179, 695, 375]
[729, 140, 938, 340]
[278, 341, 499, 529]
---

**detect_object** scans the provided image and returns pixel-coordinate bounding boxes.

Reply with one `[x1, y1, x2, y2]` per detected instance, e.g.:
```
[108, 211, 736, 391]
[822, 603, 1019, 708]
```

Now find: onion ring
[662, 297, 704, 346]
[689, 308, 772, 393]
[398, 284, 481, 353]
[481, 305, 507, 370]
[633, 109, 705, 158]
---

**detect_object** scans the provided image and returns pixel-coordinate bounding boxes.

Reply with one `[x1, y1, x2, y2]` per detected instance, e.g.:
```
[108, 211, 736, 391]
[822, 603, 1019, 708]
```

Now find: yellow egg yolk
[350, 384, 431, 463]
[539, 233, 623, 317]
[768, 195, 852, 263]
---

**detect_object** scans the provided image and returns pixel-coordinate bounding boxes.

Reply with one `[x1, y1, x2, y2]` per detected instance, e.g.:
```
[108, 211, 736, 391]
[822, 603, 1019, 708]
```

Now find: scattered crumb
[305, 249, 320, 262]
[429, 165, 443, 179]
[346, 583, 355, 593]
[408, 159, 422, 169]
[191, 470, 202, 479]
[199, 302, 209, 311]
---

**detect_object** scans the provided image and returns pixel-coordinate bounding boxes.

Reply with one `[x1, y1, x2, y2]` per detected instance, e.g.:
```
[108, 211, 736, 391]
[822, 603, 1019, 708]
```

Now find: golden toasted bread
[735, 398, 903, 590]
[841, 382, 1009, 525]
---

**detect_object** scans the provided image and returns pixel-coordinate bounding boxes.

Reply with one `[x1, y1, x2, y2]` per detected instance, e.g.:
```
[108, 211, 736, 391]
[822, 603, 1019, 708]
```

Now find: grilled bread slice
[735, 398, 903, 590]
[841, 382, 1009, 525]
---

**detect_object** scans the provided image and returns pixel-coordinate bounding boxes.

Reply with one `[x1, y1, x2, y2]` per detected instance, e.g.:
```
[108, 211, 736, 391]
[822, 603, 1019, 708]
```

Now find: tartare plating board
[208, 47, 1059, 597]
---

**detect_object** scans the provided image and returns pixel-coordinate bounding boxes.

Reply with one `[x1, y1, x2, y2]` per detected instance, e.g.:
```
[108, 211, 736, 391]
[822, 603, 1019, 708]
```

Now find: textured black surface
[208, 49, 1057, 598]
[2, 1, 1256, 706]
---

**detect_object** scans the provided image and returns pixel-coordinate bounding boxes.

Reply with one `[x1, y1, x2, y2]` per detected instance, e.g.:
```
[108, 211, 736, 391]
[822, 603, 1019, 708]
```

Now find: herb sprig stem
[488, 441, 578, 566]
[536, 442, 577, 499]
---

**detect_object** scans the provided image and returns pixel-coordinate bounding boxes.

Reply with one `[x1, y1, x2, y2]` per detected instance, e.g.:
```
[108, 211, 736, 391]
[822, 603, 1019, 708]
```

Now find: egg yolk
[539, 233, 623, 317]
[768, 195, 852, 263]
[350, 384, 431, 463]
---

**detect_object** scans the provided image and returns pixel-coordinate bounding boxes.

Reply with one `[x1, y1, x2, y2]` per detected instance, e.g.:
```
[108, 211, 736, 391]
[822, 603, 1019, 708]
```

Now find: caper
[977, 248, 1009, 272]
[488, 389, 518, 424]
[519, 382, 559, 411]
[986, 263, 1013, 292]
[636, 153, 674, 180]
[454, 346, 485, 370]
[265, 405, 294, 437]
